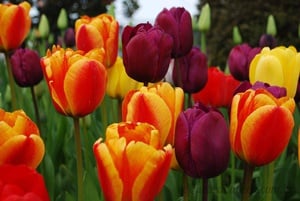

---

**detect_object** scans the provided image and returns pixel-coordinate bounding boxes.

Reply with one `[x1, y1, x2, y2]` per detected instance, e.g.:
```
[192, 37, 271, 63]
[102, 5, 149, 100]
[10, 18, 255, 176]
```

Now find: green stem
[262, 162, 274, 201]
[242, 163, 255, 201]
[30, 86, 41, 129]
[4, 52, 17, 110]
[216, 175, 222, 201]
[73, 117, 84, 201]
[200, 31, 207, 54]
[230, 152, 236, 200]
[183, 173, 189, 201]
[202, 178, 208, 201]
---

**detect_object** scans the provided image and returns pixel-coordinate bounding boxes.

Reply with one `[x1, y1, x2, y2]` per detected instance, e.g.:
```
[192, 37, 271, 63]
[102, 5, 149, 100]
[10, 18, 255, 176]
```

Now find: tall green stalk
[262, 162, 274, 201]
[242, 163, 255, 201]
[30, 86, 41, 129]
[4, 52, 17, 110]
[73, 117, 84, 201]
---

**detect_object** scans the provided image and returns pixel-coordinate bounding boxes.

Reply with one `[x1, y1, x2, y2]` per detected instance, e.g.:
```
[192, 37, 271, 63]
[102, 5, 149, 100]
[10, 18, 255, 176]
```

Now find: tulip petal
[93, 139, 123, 201]
[64, 59, 107, 117]
[76, 24, 104, 52]
[124, 91, 172, 145]
[0, 135, 45, 169]
[241, 105, 294, 165]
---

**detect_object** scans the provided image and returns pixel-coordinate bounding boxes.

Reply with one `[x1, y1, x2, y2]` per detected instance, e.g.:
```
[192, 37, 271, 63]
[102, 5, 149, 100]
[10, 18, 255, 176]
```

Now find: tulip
[249, 46, 300, 97]
[232, 26, 242, 45]
[0, 1, 31, 51]
[40, 45, 107, 117]
[230, 88, 295, 166]
[155, 7, 193, 58]
[294, 77, 300, 103]
[75, 13, 119, 67]
[198, 3, 211, 32]
[192, 67, 240, 108]
[228, 43, 261, 81]
[10, 48, 43, 87]
[0, 164, 50, 201]
[64, 28, 75, 47]
[259, 34, 277, 48]
[175, 103, 230, 178]
[122, 82, 184, 146]
[0, 109, 45, 169]
[93, 122, 173, 201]
[38, 14, 50, 39]
[122, 23, 173, 84]
[172, 47, 208, 93]
[57, 8, 68, 30]
[266, 14, 277, 36]
[106, 57, 143, 99]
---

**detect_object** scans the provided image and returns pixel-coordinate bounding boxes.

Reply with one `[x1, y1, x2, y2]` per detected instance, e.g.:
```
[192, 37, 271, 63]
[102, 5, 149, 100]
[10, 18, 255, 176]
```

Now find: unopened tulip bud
[198, 3, 211, 32]
[38, 14, 50, 38]
[233, 26, 242, 45]
[57, 8, 68, 30]
[266, 14, 277, 36]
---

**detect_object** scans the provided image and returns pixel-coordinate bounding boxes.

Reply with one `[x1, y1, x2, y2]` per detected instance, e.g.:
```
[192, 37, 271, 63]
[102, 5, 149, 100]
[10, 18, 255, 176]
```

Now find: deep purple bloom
[64, 28, 75, 47]
[155, 7, 193, 58]
[122, 22, 173, 84]
[259, 34, 277, 48]
[10, 48, 43, 87]
[172, 47, 208, 93]
[235, 81, 287, 98]
[228, 43, 261, 81]
[174, 103, 230, 178]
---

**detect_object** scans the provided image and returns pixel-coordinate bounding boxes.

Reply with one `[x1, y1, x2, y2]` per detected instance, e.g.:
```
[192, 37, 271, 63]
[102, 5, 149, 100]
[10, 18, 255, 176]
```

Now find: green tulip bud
[233, 26, 242, 44]
[38, 14, 50, 38]
[198, 3, 211, 32]
[266, 14, 277, 36]
[57, 8, 68, 30]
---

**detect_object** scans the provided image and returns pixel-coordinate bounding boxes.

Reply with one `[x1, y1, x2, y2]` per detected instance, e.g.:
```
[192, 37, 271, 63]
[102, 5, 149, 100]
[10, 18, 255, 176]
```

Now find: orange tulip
[230, 88, 295, 166]
[75, 13, 119, 67]
[0, 2, 31, 51]
[93, 122, 172, 201]
[122, 82, 184, 146]
[40, 45, 107, 117]
[0, 109, 45, 169]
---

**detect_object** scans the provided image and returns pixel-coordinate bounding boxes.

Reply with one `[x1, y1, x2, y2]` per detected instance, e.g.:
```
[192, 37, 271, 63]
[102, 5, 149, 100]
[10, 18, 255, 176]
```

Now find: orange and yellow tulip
[122, 82, 184, 146]
[106, 57, 143, 99]
[75, 13, 119, 67]
[0, 109, 45, 169]
[0, 2, 31, 51]
[230, 88, 295, 166]
[40, 45, 107, 117]
[93, 122, 173, 201]
[249, 46, 300, 98]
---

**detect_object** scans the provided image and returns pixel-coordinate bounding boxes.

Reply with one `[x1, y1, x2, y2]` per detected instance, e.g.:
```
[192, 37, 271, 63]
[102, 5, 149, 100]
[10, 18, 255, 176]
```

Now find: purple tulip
[259, 34, 277, 48]
[10, 48, 43, 87]
[122, 22, 173, 84]
[172, 47, 208, 93]
[155, 7, 193, 58]
[64, 28, 75, 47]
[228, 43, 261, 81]
[175, 103, 230, 178]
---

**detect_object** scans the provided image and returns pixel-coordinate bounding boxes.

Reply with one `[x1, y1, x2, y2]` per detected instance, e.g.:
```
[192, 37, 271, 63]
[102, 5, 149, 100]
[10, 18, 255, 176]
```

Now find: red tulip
[230, 88, 295, 166]
[0, 164, 50, 201]
[40, 46, 107, 117]
[0, 2, 31, 51]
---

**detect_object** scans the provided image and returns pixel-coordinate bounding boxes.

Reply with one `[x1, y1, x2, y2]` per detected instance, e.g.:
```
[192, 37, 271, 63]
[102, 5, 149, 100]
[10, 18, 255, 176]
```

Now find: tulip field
[0, 1, 299, 201]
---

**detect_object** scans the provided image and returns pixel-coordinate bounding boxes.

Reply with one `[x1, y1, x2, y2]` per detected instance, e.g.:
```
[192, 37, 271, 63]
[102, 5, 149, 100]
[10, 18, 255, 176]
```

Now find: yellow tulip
[106, 57, 143, 99]
[249, 46, 300, 97]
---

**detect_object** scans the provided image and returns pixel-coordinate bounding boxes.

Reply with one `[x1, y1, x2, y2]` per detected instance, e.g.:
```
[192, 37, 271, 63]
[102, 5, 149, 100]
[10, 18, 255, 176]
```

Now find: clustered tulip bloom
[93, 122, 172, 201]
[230, 88, 295, 166]
[0, 164, 50, 201]
[10, 48, 43, 87]
[172, 47, 208, 93]
[0, 1, 31, 52]
[40, 45, 107, 117]
[106, 57, 143, 99]
[192, 67, 240, 108]
[122, 23, 173, 84]
[175, 103, 230, 178]
[122, 82, 184, 146]
[249, 46, 300, 98]
[0, 109, 45, 169]
[259, 34, 277, 48]
[75, 13, 119, 67]
[155, 7, 193, 58]
[228, 43, 261, 81]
